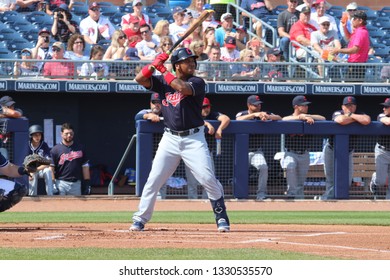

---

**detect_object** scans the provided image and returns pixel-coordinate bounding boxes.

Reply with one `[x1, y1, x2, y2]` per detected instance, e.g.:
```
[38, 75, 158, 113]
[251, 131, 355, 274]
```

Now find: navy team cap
[343, 96, 357, 105]
[292, 95, 311, 106]
[247, 95, 262, 105]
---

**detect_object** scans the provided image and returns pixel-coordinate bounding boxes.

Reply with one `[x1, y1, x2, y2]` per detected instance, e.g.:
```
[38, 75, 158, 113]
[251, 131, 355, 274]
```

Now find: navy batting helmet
[29, 124, 43, 137]
[171, 48, 198, 70]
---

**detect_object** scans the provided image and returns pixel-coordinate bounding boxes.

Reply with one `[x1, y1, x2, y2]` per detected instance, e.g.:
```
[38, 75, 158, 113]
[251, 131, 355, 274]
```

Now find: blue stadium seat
[357, 6, 372, 11]
[145, 3, 172, 18]
[328, 9, 343, 18]
[0, 51, 18, 59]
[100, 5, 121, 17]
[0, 28, 23, 41]
[169, 0, 190, 9]
[110, 12, 124, 28]
[6, 39, 34, 54]
[0, 12, 28, 25]
[71, 2, 89, 17]
[121, 3, 133, 14]
[372, 18, 390, 29]
[24, 32, 39, 43]
[25, 11, 53, 25]
[273, 5, 287, 15]
[148, 14, 165, 27]
[373, 47, 390, 59]
[98, 2, 115, 7]
[13, 21, 39, 35]
[369, 29, 387, 39]
[0, 10, 19, 22]
[365, 56, 384, 82]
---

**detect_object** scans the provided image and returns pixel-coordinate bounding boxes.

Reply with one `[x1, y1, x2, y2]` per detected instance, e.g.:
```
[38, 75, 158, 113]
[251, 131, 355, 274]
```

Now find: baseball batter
[130, 47, 230, 232]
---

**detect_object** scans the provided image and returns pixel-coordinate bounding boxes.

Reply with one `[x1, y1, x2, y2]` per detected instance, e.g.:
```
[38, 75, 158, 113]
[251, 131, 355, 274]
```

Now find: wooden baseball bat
[168, 9, 214, 54]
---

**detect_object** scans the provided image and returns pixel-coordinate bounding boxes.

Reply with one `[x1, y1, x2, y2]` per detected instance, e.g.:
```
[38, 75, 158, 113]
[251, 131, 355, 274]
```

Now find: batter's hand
[152, 53, 169, 68]
[155, 64, 167, 74]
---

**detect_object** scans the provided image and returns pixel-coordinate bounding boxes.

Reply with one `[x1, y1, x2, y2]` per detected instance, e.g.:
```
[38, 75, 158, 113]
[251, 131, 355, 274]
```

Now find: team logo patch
[162, 92, 186, 107]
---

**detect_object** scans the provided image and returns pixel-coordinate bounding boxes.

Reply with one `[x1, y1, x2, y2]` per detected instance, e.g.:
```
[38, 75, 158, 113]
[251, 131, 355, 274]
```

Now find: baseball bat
[167, 9, 214, 54]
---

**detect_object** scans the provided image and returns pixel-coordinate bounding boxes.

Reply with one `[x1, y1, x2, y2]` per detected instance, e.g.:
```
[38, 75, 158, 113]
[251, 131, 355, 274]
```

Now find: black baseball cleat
[217, 218, 230, 232]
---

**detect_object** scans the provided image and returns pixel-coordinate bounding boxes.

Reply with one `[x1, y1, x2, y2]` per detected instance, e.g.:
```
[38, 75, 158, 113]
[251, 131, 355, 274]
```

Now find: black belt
[164, 127, 200, 137]
[378, 145, 390, 151]
[286, 149, 307, 155]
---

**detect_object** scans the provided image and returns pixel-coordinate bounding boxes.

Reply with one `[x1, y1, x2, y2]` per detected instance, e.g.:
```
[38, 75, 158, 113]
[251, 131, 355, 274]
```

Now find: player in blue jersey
[0, 153, 29, 212]
[130, 47, 230, 232]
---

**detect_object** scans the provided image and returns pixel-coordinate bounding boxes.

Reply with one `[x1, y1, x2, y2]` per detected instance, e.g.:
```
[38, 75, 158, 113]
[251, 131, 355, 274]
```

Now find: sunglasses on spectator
[21, 51, 31, 56]
[118, 35, 127, 39]
[196, 44, 204, 47]
[52, 47, 62, 52]
[90, 8, 99, 11]
[347, 9, 357, 12]
[140, 30, 149, 34]
[152, 101, 161, 104]
[202, 105, 210, 109]
[247, 55, 254, 58]
[74, 41, 83, 44]
[290, 0, 298, 3]
[177, 13, 185, 17]
[163, 43, 172, 46]
[321, 23, 330, 26]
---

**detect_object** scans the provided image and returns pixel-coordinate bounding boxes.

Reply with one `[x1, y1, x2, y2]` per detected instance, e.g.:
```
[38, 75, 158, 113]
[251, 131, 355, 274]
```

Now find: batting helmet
[29, 125, 43, 137]
[171, 48, 198, 70]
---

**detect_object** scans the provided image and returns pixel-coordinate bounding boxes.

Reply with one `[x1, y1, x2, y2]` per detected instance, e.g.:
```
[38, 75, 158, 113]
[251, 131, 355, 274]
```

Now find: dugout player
[282, 95, 326, 199]
[0, 153, 29, 212]
[131, 47, 230, 232]
[50, 123, 91, 196]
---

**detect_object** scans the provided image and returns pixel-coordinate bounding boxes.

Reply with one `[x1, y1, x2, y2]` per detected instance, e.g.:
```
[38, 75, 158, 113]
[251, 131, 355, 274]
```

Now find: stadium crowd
[0, 0, 388, 82]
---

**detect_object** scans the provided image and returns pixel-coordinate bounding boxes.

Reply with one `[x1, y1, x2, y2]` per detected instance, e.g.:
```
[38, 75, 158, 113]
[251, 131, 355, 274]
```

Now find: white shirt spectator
[79, 16, 116, 44]
[169, 22, 189, 44]
[135, 39, 159, 60]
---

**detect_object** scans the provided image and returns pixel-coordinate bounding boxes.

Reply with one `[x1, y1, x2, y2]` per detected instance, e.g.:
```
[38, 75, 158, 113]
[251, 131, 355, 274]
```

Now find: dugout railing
[135, 120, 390, 200]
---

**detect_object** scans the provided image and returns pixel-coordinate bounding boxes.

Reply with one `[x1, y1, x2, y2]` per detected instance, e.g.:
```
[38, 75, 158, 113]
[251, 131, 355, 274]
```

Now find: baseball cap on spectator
[267, 48, 282, 56]
[150, 93, 160, 103]
[380, 98, 390, 107]
[21, 48, 32, 56]
[0, 96, 15, 107]
[319, 16, 331, 24]
[224, 36, 236, 49]
[236, 25, 247, 33]
[203, 97, 211, 107]
[89, 2, 100, 9]
[346, 2, 358, 10]
[133, 0, 143, 6]
[39, 27, 50, 35]
[300, 6, 311, 14]
[352, 11, 367, 21]
[172, 6, 186, 14]
[247, 95, 262, 105]
[220, 12, 233, 22]
[292, 95, 311, 106]
[202, 3, 214, 10]
[52, 42, 65, 50]
[343, 96, 357, 105]
[125, 48, 140, 60]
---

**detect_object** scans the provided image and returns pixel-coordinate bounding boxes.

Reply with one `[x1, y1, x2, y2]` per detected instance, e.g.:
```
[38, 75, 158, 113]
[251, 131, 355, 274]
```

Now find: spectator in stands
[66, 34, 88, 75]
[31, 28, 52, 72]
[26, 124, 55, 196]
[136, 23, 158, 61]
[13, 48, 40, 78]
[232, 49, 261, 80]
[309, 0, 337, 31]
[370, 98, 390, 200]
[202, 4, 219, 32]
[43, 42, 75, 79]
[124, 0, 151, 27]
[236, 95, 281, 201]
[123, 15, 142, 48]
[330, 11, 370, 82]
[381, 65, 390, 81]
[51, 3, 79, 43]
[0, 0, 16, 12]
[248, 37, 266, 62]
[44, 0, 74, 16]
[202, 26, 219, 55]
[311, 16, 341, 77]
[236, 25, 249, 51]
[16, 0, 42, 13]
[289, 6, 317, 60]
[186, 97, 231, 199]
[339, 2, 358, 45]
[215, 12, 233, 47]
[79, 2, 116, 45]
[190, 40, 208, 62]
[79, 44, 109, 80]
[183, 21, 203, 48]
[320, 96, 371, 200]
[198, 45, 231, 81]
[262, 47, 288, 80]
[277, 0, 300, 61]
[50, 122, 91, 196]
[282, 95, 325, 199]
[240, 0, 273, 40]
[209, 0, 236, 24]
[186, 0, 205, 19]
[169, 6, 189, 44]
[220, 36, 240, 64]
[152, 19, 171, 45]
[103, 30, 127, 60]
[156, 36, 173, 73]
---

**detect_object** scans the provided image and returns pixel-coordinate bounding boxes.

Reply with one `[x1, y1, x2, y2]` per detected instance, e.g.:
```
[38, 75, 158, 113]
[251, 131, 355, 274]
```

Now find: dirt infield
[4, 196, 390, 260]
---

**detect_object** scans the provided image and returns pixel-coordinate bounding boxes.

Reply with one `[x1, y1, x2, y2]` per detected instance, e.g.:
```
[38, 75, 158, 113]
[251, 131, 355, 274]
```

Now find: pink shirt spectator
[43, 60, 75, 79]
[347, 26, 369, 63]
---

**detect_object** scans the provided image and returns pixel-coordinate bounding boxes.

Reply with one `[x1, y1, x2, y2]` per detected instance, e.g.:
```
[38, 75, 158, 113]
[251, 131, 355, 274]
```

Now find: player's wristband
[164, 72, 176, 85]
[18, 166, 28, 176]
[141, 64, 154, 78]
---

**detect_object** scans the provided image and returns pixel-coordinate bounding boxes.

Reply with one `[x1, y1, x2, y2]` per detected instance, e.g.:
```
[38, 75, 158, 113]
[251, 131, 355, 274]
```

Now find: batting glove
[152, 53, 169, 68]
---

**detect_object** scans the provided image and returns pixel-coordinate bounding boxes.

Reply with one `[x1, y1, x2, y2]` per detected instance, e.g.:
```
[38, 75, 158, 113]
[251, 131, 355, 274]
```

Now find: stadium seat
[13, 21, 39, 35]
[121, 3, 133, 14]
[6, 39, 34, 54]
[0, 51, 18, 59]
[273, 5, 287, 15]
[373, 47, 390, 59]
[110, 12, 124, 28]
[369, 29, 387, 39]
[148, 14, 165, 27]
[24, 32, 39, 43]
[0, 10, 19, 22]
[0, 28, 23, 41]
[25, 11, 53, 25]
[0, 12, 28, 25]
[365, 56, 383, 82]
[71, 14, 83, 25]
[100, 5, 121, 17]
[169, 0, 190, 9]
[71, 2, 89, 17]
[145, 3, 172, 18]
